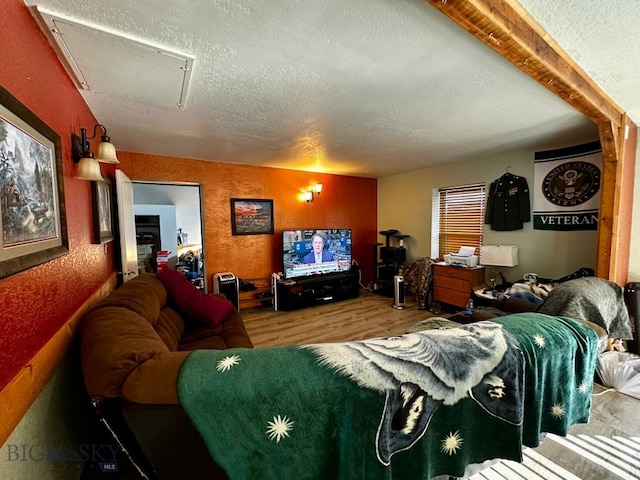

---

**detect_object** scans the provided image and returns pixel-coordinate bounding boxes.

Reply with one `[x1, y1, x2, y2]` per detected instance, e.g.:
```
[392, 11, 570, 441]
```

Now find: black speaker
[392, 275, 405, 309]
[213, 272, 239, 310]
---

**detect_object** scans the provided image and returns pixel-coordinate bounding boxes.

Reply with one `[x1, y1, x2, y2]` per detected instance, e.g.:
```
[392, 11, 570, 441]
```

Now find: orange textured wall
[117, 152, 378, 287]
[0, 1, 114, 390]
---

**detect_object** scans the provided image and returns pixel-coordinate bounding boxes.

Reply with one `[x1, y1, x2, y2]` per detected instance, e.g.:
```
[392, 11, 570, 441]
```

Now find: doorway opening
[132, 182, 206, 291]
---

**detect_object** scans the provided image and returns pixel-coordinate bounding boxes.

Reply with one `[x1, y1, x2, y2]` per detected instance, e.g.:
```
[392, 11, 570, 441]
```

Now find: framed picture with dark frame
[91, 179, 114, 244]
[0, 85, 68, 279]
[230, 198, 274, 235]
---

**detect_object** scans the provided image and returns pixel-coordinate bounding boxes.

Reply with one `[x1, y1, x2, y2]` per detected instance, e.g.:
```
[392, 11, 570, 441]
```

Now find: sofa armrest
[122, 351, 191, 404]
[573, 319, 609, 353]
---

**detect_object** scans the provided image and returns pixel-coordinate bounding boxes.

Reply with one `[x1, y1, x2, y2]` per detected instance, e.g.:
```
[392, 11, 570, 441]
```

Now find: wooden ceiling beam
[426, 0, 625, 127]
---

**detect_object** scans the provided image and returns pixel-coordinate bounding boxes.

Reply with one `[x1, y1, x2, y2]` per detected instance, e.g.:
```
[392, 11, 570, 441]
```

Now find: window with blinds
[437, 183, 485, 259]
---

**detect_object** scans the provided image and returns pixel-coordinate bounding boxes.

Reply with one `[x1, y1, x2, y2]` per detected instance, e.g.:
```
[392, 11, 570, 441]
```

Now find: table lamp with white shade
[480, 245, 519, 287]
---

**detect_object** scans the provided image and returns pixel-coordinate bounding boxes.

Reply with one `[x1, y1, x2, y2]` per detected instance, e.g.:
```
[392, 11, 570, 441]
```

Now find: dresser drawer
[433, 286, 470, 309]
[433, 274, 468, 292]
[434, 265, 474, 280]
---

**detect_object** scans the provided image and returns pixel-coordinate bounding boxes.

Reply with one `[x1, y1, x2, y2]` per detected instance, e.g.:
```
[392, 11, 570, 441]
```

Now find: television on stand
[282, 229, 353, 280]
[278, 229, 359, 311]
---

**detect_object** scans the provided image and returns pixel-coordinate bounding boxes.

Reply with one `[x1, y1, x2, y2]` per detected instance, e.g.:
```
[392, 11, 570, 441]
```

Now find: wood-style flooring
[242, 288, 437, 347]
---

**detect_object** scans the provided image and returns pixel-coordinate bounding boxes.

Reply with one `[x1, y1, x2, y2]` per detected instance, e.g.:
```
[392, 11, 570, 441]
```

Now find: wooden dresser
[433, 265, 485, 309]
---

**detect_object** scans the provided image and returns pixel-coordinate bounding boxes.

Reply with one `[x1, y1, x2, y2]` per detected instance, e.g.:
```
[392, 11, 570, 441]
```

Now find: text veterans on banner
[533, 141, 602, 231]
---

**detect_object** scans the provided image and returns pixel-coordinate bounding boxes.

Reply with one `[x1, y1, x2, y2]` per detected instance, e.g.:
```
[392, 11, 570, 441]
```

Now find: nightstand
[433, 265, 485, 309]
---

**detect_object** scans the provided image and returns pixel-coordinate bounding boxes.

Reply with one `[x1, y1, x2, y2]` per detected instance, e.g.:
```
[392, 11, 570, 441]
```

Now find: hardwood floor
[241, 288, 438, 347]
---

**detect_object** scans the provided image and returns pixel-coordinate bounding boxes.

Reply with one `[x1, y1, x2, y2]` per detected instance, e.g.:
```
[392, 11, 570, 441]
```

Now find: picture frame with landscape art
[230, 198, 274, 235]
[0, 85, 68, 279]
[92, 179, 114, 244]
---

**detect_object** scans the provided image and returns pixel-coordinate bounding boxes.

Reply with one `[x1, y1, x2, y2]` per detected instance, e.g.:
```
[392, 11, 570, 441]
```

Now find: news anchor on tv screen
[303, 233, 335, 264]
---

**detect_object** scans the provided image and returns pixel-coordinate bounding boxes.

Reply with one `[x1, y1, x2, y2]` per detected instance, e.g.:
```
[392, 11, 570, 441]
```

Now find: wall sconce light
[71, 124, 119, 181]
[304, 183, 324, 204]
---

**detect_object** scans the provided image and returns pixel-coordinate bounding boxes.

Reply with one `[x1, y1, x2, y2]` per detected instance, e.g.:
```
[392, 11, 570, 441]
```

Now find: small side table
[238, 277, 274, 310]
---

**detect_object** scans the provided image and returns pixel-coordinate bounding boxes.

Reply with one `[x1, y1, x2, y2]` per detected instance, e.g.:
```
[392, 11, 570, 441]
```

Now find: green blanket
[492, 314, 598, 446]
[177, 313, 597, 479]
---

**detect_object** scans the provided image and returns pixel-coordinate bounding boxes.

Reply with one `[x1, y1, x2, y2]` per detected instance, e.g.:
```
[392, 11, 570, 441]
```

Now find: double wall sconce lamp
[303, 183, 323, 204]
[72, 124, 119, 181]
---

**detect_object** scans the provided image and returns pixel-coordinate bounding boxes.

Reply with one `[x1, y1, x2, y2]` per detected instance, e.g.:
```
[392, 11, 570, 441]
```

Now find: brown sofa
[79, 273, 253, 478]
[81, 273, 252, 404]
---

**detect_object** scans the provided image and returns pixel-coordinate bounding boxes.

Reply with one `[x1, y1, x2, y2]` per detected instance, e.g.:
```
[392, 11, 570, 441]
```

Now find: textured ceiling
[27, 0, 639, 178]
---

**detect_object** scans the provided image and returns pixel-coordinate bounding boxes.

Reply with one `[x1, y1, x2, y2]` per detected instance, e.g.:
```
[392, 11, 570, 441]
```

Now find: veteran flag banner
[533, 141, 602, 231]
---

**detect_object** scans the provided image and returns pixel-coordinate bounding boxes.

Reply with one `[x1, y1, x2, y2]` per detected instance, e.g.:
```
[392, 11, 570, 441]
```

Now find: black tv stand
[275, 267, 360, 311]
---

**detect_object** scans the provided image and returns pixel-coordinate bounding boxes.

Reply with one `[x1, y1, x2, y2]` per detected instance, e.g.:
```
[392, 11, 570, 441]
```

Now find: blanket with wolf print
[177, 313, 597, 480]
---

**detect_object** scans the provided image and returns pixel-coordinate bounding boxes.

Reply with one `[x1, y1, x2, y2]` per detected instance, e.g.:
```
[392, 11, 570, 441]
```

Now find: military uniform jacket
[485, 173, 531, 231]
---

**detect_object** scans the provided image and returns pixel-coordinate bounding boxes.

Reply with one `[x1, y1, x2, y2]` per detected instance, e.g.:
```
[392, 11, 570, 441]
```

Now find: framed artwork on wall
[92, 179, 114, 244]
[0, 85, 68, 279]
[230, 198, 274, 235]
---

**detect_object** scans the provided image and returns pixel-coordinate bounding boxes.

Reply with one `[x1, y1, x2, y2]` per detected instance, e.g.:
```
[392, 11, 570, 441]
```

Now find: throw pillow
[157, 268, 235, 326]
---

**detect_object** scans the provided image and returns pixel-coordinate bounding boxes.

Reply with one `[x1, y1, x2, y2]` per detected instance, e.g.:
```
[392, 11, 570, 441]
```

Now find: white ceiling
[26, 0, 640, 178]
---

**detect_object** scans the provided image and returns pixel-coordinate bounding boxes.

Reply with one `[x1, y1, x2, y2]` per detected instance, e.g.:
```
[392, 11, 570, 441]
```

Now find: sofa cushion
[158, 268, 235, 326]
[155, 307, 186, 351]
[121, 351, 191, 404]
[180, 310, 254, 350]
[80, 305, 171, 399]
[98, 274, 165, 327]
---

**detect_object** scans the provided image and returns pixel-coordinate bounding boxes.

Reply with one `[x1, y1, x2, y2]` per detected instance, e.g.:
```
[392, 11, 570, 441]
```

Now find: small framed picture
[230, 198, 274, 235]
[92, 179, 114, 244]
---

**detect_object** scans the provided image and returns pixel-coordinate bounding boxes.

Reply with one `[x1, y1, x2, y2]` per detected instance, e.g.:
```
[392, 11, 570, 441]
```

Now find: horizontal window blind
[438, 183, 485, 259]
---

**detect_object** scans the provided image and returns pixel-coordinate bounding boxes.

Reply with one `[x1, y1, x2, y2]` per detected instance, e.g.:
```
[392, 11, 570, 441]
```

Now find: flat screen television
[282, 229, 352, 280]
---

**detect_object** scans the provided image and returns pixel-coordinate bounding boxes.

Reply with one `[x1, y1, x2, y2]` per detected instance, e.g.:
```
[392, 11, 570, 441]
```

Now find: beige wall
[0, 355, 95, 480]
[378, 147, 598, 283]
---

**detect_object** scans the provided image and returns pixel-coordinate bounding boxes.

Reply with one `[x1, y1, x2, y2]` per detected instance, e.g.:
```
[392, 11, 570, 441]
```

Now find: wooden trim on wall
[596, 121, 621, 278]
[0, 272, 117, 447]
[426, 0, 635, 281]
[604, 117, 637, 284]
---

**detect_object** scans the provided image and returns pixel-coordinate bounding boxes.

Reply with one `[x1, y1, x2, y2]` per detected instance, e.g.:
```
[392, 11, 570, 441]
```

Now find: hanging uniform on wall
[485, 172, 531, 231]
